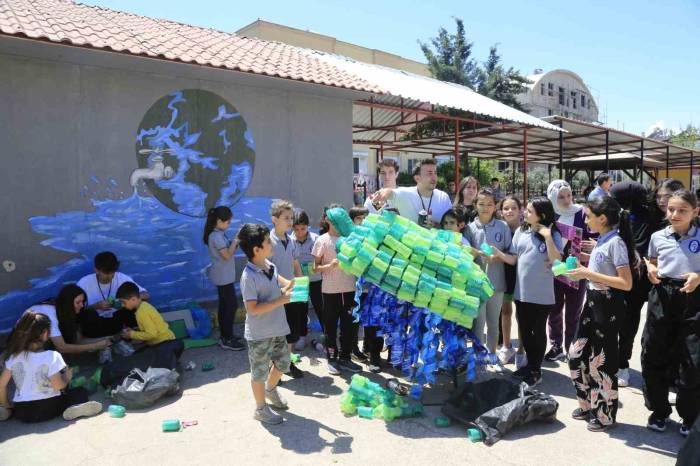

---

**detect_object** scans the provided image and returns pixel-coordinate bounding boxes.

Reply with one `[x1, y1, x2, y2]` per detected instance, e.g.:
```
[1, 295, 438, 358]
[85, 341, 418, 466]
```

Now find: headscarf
[609, 181, 648, 212]
[547, 180, 581, 225]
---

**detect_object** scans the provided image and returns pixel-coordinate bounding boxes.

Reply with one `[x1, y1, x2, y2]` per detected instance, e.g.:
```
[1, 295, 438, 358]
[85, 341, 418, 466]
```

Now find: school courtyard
[0, 308, 685, 466]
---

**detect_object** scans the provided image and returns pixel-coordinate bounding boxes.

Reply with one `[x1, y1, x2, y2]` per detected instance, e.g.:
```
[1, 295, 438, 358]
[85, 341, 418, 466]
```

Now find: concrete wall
[518, 70, 599, 123]
[0, 38, 355, 330]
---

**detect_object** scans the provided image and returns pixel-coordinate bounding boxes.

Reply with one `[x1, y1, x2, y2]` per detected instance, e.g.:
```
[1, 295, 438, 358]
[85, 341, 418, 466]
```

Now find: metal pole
[640, 140, 645, 186]
[559, 120, 564, 179]
[523, 129, 529, 201]
[512, 161, 516, 195]
[375, 148, 380, 190]
[690, 151, 694, 190]
[548, 164, 552, 184]
[605, 130, 610, 173]
[477, 158, 481, 180]
[666, 146, 670, 178]
[455, 121, 460, 189]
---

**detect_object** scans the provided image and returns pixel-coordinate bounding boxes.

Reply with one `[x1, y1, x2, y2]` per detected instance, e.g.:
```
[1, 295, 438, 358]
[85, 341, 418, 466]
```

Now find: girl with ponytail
[564, 196, 634, 432]
[203, 206, 244, 351]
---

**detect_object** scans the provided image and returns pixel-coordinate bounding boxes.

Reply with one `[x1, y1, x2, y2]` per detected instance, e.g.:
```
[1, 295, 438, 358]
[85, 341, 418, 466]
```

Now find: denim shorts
[247, 335, 290, 382]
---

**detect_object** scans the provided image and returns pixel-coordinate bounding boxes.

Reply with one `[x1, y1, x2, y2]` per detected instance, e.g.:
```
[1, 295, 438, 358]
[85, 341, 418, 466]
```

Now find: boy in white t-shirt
[0, 312, 102, 422]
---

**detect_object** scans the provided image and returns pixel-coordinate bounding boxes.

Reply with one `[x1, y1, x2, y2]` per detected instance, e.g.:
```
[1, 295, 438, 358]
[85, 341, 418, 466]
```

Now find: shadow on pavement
[263, 410, 354, 455]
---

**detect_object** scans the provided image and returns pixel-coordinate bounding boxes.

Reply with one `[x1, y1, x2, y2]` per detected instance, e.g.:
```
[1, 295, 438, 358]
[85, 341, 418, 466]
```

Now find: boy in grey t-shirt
[238, 223, 294, 425]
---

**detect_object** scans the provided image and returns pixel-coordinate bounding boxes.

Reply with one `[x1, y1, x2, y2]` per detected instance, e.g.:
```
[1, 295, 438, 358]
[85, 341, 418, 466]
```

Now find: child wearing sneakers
[0, 312, 103, 422]
[313, 204, 363, 375]
[238, 223, 295, 425]
[268, 200, 304, 378]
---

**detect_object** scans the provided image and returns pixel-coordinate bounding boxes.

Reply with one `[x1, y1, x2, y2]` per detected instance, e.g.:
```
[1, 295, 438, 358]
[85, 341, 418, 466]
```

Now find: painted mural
[0, 90, 272, 332]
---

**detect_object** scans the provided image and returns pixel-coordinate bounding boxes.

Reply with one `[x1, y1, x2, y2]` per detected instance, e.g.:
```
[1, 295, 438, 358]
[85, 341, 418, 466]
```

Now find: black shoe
[368, 359, 382, 373]
[544, 345, 566, 362]
[680, 423, 691, 437]
[512, 367, 530, 378]
[352, 348, 368, 362]
[572, 408, 590, 420]
[287, 362, 304, 379]
[338, 358, 362, 373]
[219, 337, 245, 351]
[523, 371, 542, 387]
[646, 415, 667, 432]
[587, 419, 615, 432]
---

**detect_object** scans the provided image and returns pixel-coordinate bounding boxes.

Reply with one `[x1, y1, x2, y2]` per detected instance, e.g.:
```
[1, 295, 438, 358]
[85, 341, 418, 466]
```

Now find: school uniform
[75, 272, 141, 337]
[466, 217, 512, 350]
[207, 229, 238, 341]
[510, 228, 563, 375]
[569, 230, 629, 426]
[642, 226, 700, 426]
[269, 229, 301, 344]
[292, 231, 324, 335]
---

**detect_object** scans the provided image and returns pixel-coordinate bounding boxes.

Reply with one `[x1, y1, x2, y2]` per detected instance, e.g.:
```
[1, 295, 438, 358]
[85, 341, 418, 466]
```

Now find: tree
[419, 18, 479, 89]
[476, 46, 530, 111]
[670, 124, 700, 151]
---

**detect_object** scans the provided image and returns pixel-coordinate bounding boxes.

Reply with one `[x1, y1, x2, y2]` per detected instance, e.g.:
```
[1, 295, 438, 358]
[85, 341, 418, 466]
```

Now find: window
[564, 111, 569, 117]
[558, 87, 565, 105]
[547, 109, 553, 116]
[498, 161, 509, 171]
[540, 83, 545, 95]
[407, 159, 418, 173]
[581, 94, 586, 107]
[571, 91, 577, 109]
[352, 157, 360, 174]
[548, 83, 554, 96]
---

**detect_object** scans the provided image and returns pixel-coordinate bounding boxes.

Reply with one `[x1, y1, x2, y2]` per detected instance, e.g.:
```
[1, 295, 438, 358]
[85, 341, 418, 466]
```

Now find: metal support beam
[375, 147, 380, 190]
[666, 146, 670, 178]
[558, 120, 564, 179]
[605, 130, 610, 173]
[512, 161, 516, 195]
[455, 121, 460, 189]
[640, 140, 645, 185]
[691, 151, 695, 190]
[523, 129, 529, 201]
[477, 158, 481, 179]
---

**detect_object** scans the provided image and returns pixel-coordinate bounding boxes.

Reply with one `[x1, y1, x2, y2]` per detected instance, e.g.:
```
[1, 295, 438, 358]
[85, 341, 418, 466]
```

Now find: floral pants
[568, 288, 623, 425]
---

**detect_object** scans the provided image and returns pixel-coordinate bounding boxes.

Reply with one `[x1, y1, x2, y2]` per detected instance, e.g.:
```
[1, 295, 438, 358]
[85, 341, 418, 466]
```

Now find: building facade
[518, 69, 600, 123]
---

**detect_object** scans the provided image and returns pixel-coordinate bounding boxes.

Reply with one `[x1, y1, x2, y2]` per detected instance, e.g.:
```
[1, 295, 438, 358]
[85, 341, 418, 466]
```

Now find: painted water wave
[0, 193, 273, 332]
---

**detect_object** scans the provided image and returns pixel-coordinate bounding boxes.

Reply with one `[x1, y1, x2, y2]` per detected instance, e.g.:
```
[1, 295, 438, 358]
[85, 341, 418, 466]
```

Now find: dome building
[517, 69, 600, 123]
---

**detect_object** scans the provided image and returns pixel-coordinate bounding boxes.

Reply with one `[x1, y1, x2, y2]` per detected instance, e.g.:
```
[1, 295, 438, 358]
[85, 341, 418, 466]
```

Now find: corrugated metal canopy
[307, 51, 563, 133]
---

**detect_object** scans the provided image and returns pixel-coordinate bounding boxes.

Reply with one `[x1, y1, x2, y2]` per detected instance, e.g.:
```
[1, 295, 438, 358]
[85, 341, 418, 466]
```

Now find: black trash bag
[111, 367, 180, 409]
[677, 415, 700, 466]
[442, 376, 558, 446]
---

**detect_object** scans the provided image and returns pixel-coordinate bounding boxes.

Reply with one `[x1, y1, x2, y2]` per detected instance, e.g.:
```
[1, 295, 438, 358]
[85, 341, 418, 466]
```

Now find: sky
[87, 0, 700, 136]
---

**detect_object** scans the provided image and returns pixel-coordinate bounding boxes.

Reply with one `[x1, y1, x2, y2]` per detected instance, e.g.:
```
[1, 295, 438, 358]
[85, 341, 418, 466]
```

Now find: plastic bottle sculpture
[326, 208, 494, 328]
[290, 276, 310, 302]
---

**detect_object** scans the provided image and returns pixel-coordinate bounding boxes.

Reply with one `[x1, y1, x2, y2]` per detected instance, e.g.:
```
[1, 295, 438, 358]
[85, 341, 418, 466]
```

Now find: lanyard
[96, 275, 113, 302]
[417, 187, 434, 214]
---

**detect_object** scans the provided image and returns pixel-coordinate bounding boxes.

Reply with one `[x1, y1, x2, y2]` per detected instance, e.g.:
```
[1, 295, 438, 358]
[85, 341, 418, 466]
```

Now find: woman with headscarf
[544, 180, 590, 361]
[609, 181, 650, 387]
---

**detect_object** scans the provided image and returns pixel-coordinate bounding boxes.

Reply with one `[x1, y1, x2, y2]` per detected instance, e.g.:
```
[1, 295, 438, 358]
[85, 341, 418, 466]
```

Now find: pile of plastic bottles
[290, 276, 309, 303]
[328, 209, 494, 328]
[339, 374, 423, 421]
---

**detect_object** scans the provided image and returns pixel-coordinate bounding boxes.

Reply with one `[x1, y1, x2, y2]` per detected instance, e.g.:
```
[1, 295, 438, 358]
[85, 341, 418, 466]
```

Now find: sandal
[386, 378, 410, 396]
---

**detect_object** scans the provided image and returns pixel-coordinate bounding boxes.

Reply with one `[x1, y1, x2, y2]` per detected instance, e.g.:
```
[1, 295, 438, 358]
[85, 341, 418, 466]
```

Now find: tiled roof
[0, 0, 383, 93]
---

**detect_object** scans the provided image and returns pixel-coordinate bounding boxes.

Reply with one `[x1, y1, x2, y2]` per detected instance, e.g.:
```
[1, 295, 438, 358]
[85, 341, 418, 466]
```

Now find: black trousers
[363, 326, 383, 363]
[515, 301, 553, 373]
[309, 280, 324, 333]
[152, 339, 185, 370]
[642, 281, 700, 424]
[619, 270, 650, 369]
[216, 284, 238, 340]
[323, 291, 356, 359]
[79, 308, 136, 338]
[569, 289, 622, 425]
[284, 302, 306, 344]
[13, 387, 89, 422]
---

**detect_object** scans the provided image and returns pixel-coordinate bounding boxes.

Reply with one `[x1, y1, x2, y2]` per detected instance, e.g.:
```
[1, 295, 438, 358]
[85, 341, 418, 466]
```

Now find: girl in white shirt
[0, 312, 102, 422]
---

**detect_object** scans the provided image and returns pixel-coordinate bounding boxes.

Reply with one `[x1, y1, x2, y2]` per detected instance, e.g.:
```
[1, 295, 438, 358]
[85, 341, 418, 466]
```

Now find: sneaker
[0, 406, 11, 421]
[680, 423, 691, 437]
[512, 366, 530, 378]
[311, 339, 325, 353]
[293, 336, 306, 352]
[338, 358, 362, 373]
[287, 362, 304, 379]
[587, 419, 615, 432]
[63, 401, 103, 421]
[327, 358, 341, 376]
[646, 415, 668, 432]
[515, 352, 528, 369]
[617, 368, 630, 387]
[352, 348, 368, 362]
[497, 346, 516, 365]
[265, 387, 288, 410]
[368, 359, 382, 373]
[254, 404, 283, 425]
[544, 345, 566, 362]
[523, 371, 542, 387]
[219, 337, 245, 351]
[572, 408, 590, 420]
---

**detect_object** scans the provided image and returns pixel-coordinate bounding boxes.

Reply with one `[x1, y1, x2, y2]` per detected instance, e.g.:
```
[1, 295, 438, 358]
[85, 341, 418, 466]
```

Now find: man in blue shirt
[587, 173, 612, 201]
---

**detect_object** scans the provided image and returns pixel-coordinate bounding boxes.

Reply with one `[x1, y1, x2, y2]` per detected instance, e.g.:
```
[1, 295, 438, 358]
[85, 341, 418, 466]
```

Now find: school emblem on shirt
[538, 242, 547, 253]
[595, 252, 605, 263]
[689, 240, 700, 253]
[495, 232, 503, 242]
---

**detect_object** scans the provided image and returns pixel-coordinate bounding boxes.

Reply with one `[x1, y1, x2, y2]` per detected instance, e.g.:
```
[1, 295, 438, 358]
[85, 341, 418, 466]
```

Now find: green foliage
[669, 124, 700, 151]
[434, 160, 497, 190]
[476, 46, 530, 112]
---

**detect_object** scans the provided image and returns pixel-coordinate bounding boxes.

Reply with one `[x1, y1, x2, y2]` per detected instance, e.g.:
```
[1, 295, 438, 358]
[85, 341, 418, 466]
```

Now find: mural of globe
[135, 89, 256, 217]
